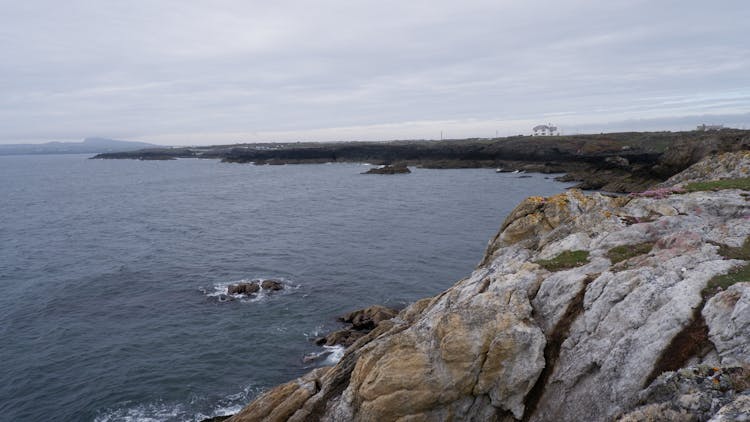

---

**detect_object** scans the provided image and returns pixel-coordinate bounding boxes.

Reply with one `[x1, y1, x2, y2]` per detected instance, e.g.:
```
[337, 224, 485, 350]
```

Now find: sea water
[0, 155, 574, 421]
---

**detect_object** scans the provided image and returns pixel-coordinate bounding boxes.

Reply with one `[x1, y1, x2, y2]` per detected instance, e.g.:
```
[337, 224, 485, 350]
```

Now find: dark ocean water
[0, 154, 573, 421]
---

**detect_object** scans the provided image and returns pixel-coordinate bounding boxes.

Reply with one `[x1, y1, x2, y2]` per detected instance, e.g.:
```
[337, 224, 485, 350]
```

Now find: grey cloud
[1, 0, 748, 144]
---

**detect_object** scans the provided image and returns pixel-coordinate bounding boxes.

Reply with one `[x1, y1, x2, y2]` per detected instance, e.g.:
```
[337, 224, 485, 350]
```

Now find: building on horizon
[696, 124, 724, 131]
[533, 124, 558, 136]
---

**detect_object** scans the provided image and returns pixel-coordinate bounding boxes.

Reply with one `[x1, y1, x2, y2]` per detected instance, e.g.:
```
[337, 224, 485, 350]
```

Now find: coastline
[219, 151, 750, 421]
[91, 129, 750, 193]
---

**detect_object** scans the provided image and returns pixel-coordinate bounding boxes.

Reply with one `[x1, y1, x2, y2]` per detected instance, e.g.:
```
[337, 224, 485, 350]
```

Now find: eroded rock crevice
[644, 307, 711, 388]
[523, 273, 597, 421]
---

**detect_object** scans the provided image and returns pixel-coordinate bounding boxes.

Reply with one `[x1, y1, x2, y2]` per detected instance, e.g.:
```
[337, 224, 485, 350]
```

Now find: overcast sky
[1, 0, 749, 145]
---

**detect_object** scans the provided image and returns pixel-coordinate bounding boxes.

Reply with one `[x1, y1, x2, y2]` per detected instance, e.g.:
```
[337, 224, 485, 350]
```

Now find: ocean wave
[302, 345, 346, 366]
[94, 385, 262, 422]
[303, 324, 326, 340]
[323, 345, 345, 364]
[94, 401, 188, 422]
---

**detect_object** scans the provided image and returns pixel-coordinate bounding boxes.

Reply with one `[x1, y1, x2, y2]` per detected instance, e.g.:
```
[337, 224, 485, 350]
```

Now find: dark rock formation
[339, 305, 398, 330]
[199, 416, 232, 422]
[227, 282, 259, 295]
[226, 279, 285, 296]
[260, 279, 284, 291]
[312, 305, 399, 349]
[92, 130, 750, 193]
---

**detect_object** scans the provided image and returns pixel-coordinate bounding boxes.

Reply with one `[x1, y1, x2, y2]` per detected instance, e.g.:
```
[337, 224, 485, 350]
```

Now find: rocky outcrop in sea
[223, 152, 750, 421]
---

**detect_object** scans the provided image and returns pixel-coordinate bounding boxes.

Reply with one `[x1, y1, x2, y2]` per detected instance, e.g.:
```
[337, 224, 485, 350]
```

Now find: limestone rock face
[227, 152, 750, 422]
[660, 151, 750, 187]
[229, 367, 331, 422]
[703, 283, 750, 366]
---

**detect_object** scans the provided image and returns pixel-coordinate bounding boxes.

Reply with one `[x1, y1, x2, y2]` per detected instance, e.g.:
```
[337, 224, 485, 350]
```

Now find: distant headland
[92, 130, 750, 193]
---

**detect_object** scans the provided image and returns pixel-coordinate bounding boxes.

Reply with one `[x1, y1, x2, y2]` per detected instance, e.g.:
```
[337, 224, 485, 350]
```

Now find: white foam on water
[211, 403, 243, 416]
[302, 344, 345, 366]
[95, 384, 263, 422]
[94, 401, 187, 422]
[303, 324, 326, 340]
[323, 345, 345, 365]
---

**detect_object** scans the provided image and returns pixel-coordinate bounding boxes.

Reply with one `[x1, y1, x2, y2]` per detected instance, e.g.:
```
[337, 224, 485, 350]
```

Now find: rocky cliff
[225, 152, 750, 421]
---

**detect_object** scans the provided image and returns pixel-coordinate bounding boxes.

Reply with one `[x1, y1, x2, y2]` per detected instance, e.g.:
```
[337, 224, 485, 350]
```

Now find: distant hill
[0, 137, 159, 155]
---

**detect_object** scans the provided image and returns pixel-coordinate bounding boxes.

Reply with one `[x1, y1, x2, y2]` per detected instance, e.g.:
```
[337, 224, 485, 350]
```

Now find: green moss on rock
[715, 237, 750, 260]
[703, 263, 750, 299]
[684, 177, 750, 192]
[535, 250, 590, 271]
[607, 242, 655, 264]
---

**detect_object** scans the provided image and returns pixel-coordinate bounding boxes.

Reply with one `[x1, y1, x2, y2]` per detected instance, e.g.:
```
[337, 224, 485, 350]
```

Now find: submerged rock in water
[225, 152, 750, 422]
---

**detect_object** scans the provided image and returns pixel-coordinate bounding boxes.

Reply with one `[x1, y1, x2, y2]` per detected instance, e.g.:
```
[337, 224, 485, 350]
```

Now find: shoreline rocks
[312, 305, 399, 348]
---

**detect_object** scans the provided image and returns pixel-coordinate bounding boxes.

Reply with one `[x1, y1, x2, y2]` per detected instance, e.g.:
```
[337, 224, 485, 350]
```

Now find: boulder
[339, 305, 398, 330]
[227, 282, 260, 295]
[261, 279, 284, 291]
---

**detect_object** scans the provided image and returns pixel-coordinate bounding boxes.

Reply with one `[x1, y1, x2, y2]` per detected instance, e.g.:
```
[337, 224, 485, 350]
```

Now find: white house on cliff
[533, 124, 558, 136]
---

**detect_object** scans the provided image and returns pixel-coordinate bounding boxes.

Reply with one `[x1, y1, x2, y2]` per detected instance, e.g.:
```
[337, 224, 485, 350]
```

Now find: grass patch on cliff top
[535, 250, 590, 271]
[684, 177, 750, 192]
[702, 237, 750, 299]
[702, 263, 750, 299]
[606, 242, 655, 264]
[715, 237, 750, 260]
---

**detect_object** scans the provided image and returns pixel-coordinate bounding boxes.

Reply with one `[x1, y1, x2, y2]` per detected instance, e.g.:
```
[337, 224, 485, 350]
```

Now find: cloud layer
[1, 0, 749, 144]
